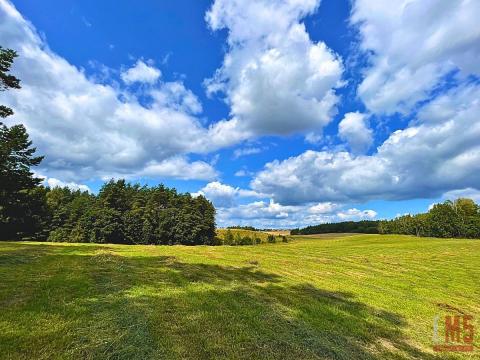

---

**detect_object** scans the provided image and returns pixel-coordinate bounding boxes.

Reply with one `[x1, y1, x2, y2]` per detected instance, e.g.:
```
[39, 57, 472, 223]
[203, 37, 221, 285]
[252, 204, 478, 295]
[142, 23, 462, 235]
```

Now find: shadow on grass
[0, 243, 455, 359]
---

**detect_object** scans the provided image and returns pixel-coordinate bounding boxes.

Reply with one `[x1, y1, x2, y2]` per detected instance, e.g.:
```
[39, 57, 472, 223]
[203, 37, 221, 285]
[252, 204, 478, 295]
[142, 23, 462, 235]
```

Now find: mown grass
[0, 234, 479, 359]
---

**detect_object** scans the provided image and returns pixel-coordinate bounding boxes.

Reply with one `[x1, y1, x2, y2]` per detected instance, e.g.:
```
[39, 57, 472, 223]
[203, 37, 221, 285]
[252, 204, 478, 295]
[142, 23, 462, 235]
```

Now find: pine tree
[0, 47, 44, 239]
[0, 47, 20, 120]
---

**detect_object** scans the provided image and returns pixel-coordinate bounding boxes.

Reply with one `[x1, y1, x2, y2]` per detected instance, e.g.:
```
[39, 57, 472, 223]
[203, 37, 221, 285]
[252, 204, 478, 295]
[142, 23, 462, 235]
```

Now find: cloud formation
[252, 83, 480, 204]
[196, 182, 377, 228]
[217, 199, 377, 229]
[193, 181, 264, 208]
[351, 0, 480, 114]
[0, 1, 216, 182]
[233, 147, 262, 159]
[41, 176, 91, 193]
[338, 112, 372, 154]
[205, 0, 344, 139]
[2, 0, 480, 229]
[121, 60, 162, 84]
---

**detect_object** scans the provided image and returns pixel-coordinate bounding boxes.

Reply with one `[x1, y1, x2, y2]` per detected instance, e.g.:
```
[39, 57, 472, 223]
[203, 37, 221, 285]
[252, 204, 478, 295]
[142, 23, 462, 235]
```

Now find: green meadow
[0, 234, 479, 359]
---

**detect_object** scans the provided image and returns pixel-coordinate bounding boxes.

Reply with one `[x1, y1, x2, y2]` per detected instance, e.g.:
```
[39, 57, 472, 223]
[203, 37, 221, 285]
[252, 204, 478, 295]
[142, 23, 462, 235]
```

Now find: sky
[1, 0, 480, 228]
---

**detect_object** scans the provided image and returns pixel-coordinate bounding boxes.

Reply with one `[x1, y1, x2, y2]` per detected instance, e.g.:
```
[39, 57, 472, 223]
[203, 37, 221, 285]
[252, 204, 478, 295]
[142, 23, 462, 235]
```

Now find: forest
[0, 46, 215, 245]
[42, 181, 216, 245]
[379, 198, 480, 238]
[0, 146, 215, 245]
[292, 199, 480, 239]
[291, 220, 379, 235]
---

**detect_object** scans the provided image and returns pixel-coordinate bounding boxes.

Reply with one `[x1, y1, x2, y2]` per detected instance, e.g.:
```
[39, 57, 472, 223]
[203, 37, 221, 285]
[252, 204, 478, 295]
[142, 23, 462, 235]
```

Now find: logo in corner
[433, 305, 474, 352]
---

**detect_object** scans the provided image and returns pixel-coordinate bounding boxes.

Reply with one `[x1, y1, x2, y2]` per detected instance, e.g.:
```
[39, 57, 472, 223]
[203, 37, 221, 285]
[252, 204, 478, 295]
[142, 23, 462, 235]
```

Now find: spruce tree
[0, 46, 44, 239]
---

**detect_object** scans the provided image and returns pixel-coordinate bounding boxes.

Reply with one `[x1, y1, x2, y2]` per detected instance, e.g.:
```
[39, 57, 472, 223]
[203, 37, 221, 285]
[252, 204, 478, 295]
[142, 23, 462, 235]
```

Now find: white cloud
[42, 177, 91, 192]
[304, 132, 323, 144]
[197, 183, 377, 229]
[308, 202, 338, 214]
[193, 181, 265, 208]
[217, 200, 296, 226]
[337, 208, 377, 221]
[150, 81, 202, 114]
[225, 200, 291, 219]
[338, 112, 373, 154]
[441, 188, 480, 203]
[0, 1, 218, 182]
[216, 198, 377, 228]
[137, 157, 217, 181]
[234, 169, 250, 177]
[233, 147, 262, 159]
[252, 83, 480, 204]
[121, 60, 161, 84]
[351, 0, 480, 114]
[205, 0, 344, 139]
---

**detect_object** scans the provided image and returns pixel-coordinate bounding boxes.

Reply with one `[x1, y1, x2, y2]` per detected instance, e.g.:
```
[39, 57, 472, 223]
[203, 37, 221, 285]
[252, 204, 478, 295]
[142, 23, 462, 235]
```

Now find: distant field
[1, 234, 479, 359]
[216, 228, 273, 241]
[293, 233, 362, 238]
[263, 230, 291, 236]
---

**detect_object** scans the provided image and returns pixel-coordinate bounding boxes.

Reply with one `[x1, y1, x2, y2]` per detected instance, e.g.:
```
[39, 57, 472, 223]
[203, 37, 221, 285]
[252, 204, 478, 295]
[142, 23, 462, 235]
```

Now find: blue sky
[1, 0, 480, 228]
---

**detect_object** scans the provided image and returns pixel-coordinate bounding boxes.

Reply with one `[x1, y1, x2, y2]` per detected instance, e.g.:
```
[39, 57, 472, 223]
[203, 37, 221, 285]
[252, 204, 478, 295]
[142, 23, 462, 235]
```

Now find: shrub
[210, 236, 223, 246]
[267, 234, 276, 244]
[234, 233, 243, 246]
[223, 230, 234, 245]
[240, 236, 253, 245]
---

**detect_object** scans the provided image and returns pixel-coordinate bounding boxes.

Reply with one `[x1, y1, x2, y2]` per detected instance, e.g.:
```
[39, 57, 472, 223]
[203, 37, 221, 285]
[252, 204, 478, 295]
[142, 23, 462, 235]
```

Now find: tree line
[0, 46, 216, 245]
[219, 229, 288, 245]
[226, 225, 258, 231]
[291, 220, 379, 235]
[379, 198, 480, 238]
[291, 199, 480, 239]
[44, 181, 216, 245]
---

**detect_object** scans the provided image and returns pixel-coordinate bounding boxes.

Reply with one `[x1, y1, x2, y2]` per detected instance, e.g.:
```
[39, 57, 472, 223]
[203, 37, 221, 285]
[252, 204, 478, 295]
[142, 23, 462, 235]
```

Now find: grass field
[216, 228, 274, 242]
[0, 234, 479, 359]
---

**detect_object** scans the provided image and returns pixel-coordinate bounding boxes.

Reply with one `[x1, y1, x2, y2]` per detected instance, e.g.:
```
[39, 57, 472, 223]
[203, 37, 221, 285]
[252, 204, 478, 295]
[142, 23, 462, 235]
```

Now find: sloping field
[0, 234, 479, 359]
[216, 228, 272, 241]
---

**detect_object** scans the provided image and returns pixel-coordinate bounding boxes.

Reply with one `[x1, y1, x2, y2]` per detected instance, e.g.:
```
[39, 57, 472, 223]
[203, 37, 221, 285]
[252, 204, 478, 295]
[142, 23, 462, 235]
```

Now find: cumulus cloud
[440, 188, 480, 203]
[195, 184, 377, 229]
[308, 202, 339, 214]
[205, 0, 344, 139]
[351, 0, 480, 114]
[337, 208, 377, 221]
[216, 199, 377, 228]
[219, 199, 293, 221]
[151, 81, 202, 114]
[0, 1, 218, 182]
[42, 177, 91, 192]
[136, 157, 217, 181]
[121, 60, 161, 84]
[252, 83, 480, 204]
[193, 181, 264, 208]
[338, 112, 373, 154]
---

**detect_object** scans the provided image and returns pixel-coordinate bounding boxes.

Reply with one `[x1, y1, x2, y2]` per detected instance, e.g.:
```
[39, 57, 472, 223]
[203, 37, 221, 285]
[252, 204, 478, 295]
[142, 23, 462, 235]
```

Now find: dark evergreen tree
[291, 220, 379, 235]
[41, 179, 216, 245]
[0, 47, 21, 120]
[0, 47, 44, 240]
